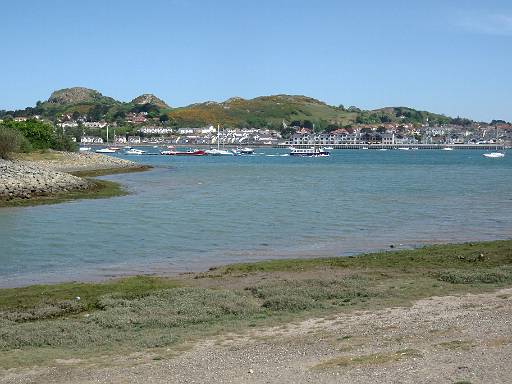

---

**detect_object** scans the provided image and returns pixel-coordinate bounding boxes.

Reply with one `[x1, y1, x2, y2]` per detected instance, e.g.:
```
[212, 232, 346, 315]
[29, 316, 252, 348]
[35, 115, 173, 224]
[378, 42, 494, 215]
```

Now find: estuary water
[1, 148, 511, 287]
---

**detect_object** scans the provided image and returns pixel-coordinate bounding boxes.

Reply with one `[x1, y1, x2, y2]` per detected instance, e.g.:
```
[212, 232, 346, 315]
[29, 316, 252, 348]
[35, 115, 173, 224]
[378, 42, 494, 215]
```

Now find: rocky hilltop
[131, 94, 169, 109]
[47, 87, 117, 105]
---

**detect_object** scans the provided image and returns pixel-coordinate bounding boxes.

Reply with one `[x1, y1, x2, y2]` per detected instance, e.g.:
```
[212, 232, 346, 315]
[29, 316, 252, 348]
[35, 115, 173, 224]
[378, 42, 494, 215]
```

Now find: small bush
[0, 126, 31, 159]
[248, 277, 370, 312]
[1, 120, 54, 150]
[51, 134, 78, 152]
[0, 300, 85, 322]
[436, 268, 512, 284]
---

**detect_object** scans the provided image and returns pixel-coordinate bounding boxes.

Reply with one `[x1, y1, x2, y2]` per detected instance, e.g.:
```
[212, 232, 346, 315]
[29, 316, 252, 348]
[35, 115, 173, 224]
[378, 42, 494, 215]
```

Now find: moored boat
[161, 149, 207, 156]
[483, 152, 505, 158]
[95, 148, 117, 153]
[289, 147, 330, 157]
[125, 148, 146, 155]
[483, 127, 505, 158]
[232, 147, 254, 155]
[205, 148, 233, 156]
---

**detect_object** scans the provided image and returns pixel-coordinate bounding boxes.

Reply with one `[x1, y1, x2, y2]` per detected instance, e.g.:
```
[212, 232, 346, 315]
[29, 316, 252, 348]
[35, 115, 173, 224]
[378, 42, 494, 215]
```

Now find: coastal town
[27, 113, 512, 148]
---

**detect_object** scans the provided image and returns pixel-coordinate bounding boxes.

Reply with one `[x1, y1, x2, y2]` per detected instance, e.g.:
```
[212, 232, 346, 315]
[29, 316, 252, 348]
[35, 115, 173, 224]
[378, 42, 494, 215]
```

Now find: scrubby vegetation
[0, 119, 77, 158]
[0, 240, 511, 368]
[0, 126, 31, 159]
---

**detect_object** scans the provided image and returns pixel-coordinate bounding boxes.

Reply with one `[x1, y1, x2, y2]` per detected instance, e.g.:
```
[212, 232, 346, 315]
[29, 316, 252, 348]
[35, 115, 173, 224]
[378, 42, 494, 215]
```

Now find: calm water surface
[0, 149, 511, 287]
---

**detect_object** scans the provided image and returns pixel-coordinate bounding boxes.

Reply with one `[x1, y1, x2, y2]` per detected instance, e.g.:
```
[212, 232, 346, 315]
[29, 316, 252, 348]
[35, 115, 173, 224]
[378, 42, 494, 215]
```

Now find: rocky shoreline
[0, 152, 145, 201]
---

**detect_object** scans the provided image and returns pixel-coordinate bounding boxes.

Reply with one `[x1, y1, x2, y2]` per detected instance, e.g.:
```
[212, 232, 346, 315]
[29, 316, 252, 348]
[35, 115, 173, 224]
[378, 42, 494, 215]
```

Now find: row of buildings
[60, 115, 512, 146]
[285, 124, 512, 146]
[80, 126, 282, 146]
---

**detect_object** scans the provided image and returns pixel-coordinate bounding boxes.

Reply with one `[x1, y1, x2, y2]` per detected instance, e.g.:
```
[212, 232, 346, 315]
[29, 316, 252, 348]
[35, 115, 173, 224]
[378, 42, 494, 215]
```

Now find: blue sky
[1, 0, 511, 121]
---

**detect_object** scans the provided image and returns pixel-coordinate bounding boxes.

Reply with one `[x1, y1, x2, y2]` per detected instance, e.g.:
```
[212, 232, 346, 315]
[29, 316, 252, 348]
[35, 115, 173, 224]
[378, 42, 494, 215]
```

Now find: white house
[127, 136, 141, 143]
[84, 121, 108, 129]
[81, 136, 103, 144]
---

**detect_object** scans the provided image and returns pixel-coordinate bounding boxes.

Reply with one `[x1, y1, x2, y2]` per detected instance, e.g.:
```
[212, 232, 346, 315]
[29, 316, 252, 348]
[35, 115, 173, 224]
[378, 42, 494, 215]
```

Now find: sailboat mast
[313, 123, 316, 153]
[217, 124, 220, 150]
[496, 125, 499, 151]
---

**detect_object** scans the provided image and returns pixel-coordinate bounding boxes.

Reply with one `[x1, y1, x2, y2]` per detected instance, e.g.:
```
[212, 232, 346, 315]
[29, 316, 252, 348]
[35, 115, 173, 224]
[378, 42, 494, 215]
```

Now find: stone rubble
[0, 152, 143, 200]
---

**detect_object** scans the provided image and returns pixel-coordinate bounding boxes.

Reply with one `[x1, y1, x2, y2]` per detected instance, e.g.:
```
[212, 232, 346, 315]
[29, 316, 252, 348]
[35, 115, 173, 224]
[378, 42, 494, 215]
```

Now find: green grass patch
[14, 150, 65, 161]
[0, 276, 180, 315]
[435, 268, 512, 284]
[248, 276, 370, 312]
[218, 240, 512, 274]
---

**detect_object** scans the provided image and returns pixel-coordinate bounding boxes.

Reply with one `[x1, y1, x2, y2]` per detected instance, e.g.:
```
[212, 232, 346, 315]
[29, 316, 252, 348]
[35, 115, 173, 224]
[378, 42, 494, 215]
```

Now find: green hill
[36, 87, 121, 120]
[168, 95, 358, 129]
[364, 107, 451, 126]
[1, 87, 467, 131]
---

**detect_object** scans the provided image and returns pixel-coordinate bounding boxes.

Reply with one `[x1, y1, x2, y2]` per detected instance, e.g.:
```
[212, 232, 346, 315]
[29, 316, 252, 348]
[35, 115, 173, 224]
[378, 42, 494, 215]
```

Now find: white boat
[125, 148, 146, 155]
[206, 125, 234, 155]
[323, 146, 334, 150]
[79, 147, 91, 152]
[361, 146, 369, 150]
[205, 148, 233, 156]
[289, 147, 329, 157]
[232, 147, 254, 155]
[123, 146, 133, 150]
[483, 152, 505, 158]
[442, 147, 454, 151]
[483, 127, 505, 158]
[95, 148, 116, 153]
[378, 148, 388, 151]
[398, 147, 410, 151]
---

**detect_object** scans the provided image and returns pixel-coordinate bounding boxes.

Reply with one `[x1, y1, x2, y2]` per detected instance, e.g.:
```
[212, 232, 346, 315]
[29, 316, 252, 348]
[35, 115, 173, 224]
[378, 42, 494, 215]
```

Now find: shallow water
[0, 148, 511, 287]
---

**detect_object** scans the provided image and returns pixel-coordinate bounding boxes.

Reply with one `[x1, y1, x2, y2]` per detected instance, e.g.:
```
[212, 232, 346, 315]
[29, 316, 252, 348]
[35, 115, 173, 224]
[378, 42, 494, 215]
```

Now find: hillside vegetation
[0, 87, 472, 130]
